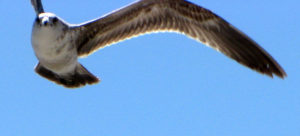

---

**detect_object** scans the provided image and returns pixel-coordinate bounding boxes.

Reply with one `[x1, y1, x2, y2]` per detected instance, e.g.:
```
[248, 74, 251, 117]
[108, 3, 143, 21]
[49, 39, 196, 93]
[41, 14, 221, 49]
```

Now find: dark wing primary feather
[74, 0, 286, 78]
[31, 0, 44, 14]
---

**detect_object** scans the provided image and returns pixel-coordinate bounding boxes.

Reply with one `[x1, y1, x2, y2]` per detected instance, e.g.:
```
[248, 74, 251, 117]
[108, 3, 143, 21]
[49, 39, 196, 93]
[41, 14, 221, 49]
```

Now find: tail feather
[35, 63, 100, 88]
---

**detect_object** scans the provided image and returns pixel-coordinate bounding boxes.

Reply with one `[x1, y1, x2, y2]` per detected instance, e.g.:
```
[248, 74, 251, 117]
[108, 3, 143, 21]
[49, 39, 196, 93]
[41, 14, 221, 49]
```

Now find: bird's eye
[53, 17, 58, 23]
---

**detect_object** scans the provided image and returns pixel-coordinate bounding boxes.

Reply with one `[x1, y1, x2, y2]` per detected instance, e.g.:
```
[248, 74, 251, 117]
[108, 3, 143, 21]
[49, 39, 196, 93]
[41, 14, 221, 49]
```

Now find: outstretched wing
[31, 0, 44, 14]
[74, 0, 286, 78]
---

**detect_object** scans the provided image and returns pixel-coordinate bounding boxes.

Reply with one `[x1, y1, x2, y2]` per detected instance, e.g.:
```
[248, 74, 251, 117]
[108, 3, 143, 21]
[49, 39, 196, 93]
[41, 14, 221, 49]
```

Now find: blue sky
[0, 0, 299, 135]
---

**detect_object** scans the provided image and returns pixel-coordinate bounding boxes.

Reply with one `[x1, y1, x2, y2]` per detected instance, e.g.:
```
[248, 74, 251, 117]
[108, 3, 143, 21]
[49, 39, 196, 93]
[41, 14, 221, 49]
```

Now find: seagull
[31, 0, 286, 88]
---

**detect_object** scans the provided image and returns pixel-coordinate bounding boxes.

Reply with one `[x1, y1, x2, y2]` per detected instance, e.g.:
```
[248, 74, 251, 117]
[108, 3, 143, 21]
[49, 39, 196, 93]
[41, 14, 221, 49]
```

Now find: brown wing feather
[74, 0, 286, 78]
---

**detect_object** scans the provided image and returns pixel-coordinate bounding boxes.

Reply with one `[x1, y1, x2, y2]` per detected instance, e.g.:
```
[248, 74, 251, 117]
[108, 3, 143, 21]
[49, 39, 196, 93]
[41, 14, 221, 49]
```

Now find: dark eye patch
[53, 17, 58, 23]
[36, 17, 40, 23]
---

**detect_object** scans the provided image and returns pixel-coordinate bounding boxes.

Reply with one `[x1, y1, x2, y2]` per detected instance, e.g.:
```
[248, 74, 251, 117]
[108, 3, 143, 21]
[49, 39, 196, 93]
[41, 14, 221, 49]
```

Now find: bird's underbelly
[33, 41, 78, 74]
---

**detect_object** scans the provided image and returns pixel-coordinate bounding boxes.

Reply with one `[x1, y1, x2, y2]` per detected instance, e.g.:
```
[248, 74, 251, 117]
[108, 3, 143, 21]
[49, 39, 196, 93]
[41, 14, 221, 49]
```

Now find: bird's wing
[31, 0, 45, 14]
[74, 0, 286, 78]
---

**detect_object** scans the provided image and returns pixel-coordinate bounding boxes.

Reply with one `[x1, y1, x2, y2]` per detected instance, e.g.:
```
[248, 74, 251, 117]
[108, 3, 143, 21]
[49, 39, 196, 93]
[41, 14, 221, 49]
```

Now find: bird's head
[35, 12, 66, 27]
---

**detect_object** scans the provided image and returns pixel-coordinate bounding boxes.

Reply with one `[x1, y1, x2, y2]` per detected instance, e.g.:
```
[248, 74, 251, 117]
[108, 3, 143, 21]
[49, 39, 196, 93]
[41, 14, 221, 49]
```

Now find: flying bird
[31, 0, 286, 88]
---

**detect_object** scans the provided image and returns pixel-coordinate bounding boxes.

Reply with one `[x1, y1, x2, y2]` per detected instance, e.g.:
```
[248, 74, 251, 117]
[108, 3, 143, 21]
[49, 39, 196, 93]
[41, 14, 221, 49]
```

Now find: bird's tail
[35, 63, 100, 88]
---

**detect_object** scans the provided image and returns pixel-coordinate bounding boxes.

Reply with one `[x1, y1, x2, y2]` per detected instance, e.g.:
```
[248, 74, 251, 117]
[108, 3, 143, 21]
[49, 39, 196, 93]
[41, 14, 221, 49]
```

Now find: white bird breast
[31, 22, 78, 74]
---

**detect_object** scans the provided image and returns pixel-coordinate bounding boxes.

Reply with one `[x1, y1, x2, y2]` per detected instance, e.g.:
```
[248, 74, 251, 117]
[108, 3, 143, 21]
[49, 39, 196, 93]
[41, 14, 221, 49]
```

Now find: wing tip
[273, 69, 287, 79]
[259, 64, 287, 79]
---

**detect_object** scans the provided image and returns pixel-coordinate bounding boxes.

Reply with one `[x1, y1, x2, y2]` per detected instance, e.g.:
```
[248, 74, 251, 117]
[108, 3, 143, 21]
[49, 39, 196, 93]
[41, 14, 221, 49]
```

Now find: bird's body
[31, 13, 99, 87]
[30, 0, 286, 88]
[32, 13, 77, 74]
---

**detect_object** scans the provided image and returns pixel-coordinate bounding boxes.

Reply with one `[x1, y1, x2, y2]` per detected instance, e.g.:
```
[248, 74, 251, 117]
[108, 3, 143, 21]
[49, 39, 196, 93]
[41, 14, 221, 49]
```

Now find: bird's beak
[41, 17, 49, 25]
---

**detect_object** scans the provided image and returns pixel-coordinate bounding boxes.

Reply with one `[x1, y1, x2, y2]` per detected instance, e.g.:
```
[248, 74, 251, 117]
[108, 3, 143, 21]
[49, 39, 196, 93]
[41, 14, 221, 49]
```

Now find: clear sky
[0, 0, 299, 136]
